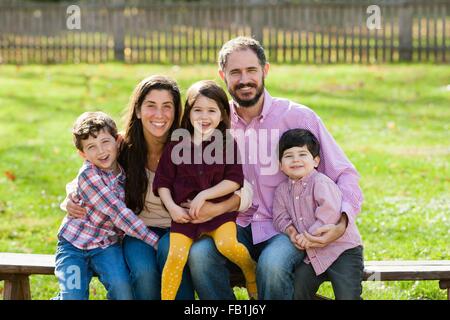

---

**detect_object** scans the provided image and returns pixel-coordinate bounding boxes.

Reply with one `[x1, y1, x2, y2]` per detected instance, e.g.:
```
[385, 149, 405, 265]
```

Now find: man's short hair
[72, 111, 118, 151]
[278, 129, 320, 161]
[218, 36, 267, 70]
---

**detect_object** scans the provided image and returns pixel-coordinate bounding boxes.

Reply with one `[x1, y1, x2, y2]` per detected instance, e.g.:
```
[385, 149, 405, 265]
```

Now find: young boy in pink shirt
[273, 128, 364, 300]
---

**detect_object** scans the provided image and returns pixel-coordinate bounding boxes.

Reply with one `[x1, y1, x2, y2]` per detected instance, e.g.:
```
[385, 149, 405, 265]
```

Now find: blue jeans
[122, 228, 195, 300]
[188, 224, 303, 300]
[54, 238, 133, 300]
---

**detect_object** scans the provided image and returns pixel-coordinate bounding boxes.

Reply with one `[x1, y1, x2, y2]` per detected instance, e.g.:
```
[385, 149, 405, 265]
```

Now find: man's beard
[227, 77, 265, 108]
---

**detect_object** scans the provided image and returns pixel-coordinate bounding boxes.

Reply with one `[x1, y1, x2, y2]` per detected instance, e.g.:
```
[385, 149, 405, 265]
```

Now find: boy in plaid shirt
[55, 111, 159, 300]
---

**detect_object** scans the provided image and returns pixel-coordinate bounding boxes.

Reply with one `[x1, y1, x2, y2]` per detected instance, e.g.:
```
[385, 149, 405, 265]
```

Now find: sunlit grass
[0, 63, 449, 300]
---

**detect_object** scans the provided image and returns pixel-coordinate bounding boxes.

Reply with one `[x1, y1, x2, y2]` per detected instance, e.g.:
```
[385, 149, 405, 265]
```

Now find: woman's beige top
[138, 169, 172, 228]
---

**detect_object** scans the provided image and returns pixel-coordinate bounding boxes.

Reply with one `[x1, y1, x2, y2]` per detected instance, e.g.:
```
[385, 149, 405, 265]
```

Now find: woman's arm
[61, 177, 87, 218]
[65, 194, 87, 218]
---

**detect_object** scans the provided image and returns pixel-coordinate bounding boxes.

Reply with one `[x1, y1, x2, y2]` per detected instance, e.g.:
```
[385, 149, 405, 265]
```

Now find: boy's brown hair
[72, 111, 118, 151]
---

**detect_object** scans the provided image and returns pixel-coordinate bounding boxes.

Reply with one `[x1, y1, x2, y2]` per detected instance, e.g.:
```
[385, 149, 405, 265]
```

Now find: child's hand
[295, 233, 314, 250]
[169, 205, 191, 224]
[286, 225, 304, 251]
[189, 192, 207, 219]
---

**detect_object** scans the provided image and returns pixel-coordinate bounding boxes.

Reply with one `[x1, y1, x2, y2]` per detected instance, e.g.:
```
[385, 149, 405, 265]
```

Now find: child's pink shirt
[273, 169, 362, 275]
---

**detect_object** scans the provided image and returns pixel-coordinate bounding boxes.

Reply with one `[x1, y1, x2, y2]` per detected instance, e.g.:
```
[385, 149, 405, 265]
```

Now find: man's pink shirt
[231, 90, 363, 245]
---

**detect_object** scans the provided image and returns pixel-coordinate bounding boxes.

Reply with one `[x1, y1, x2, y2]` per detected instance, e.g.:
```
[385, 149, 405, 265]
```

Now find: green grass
[0, 63, 449, 300]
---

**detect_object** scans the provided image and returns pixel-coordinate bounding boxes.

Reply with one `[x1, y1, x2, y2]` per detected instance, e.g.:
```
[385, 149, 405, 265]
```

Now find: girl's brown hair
[119, 75, 182, 214]
[180, 80, 231, 138]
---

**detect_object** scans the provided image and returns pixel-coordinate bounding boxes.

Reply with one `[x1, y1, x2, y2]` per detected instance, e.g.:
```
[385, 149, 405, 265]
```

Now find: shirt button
[295, 196, 299, 200]
[299, 218, 303, 221]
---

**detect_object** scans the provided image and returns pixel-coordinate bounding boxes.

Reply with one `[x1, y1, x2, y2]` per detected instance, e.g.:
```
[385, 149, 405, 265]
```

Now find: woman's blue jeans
[122, 228, 195, 300]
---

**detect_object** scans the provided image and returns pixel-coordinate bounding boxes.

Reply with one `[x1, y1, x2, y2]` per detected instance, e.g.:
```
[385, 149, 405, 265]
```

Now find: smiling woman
[137, 90, 177, 144]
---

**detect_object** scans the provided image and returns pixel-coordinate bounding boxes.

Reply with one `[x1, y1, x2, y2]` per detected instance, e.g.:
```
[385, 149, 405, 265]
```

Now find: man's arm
[309, 111, 363, 226]
[299, 110, 362, 247]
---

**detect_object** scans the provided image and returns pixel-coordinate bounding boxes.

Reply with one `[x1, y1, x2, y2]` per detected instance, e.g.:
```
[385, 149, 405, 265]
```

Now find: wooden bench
[1, 252, 450, 300]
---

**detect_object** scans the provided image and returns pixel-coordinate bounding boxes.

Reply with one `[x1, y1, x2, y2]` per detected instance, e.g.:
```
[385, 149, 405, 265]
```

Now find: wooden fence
[0, 0, 449, 64]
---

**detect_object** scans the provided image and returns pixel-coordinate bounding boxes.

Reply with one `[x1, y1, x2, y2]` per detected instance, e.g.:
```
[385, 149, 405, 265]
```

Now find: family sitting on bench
[58, 36, 364, 300]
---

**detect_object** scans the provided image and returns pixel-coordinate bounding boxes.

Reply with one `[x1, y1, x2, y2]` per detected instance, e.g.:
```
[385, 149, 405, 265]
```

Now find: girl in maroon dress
[153, 80, 257, 300]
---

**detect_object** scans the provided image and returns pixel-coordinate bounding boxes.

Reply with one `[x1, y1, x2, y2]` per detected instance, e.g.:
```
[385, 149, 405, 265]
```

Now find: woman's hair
[119, 75, 182, 214]
[180, 80, 231, 138]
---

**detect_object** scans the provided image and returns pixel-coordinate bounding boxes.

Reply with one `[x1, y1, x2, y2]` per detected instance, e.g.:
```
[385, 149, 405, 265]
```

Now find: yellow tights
[161, 221, 257, 300]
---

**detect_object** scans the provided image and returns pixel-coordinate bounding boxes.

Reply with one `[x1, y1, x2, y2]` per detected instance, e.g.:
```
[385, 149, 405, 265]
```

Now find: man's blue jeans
[122, 228, 195, 300]
[188, 224, 303, 300]
[54, 238, 133, 300]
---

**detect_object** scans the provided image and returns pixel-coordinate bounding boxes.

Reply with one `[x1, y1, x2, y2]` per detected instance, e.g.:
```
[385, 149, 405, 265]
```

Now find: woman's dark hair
[119, 75, 182, 214]
[180, 80, 231, 139]
[278, 129, 320, 161]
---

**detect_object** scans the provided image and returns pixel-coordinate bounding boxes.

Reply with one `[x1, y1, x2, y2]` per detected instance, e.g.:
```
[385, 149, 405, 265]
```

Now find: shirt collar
[230, 89, 273, 124]
[84, 160, 125, 183]
[287, 169, 318, 192]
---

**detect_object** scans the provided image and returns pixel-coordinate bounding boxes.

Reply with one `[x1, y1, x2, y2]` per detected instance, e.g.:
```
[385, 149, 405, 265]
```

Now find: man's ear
[314, 155, 320, 168]
[263, 62, 270, 78]
[218, 69, 225, 81]
[78, 150, 87, 159]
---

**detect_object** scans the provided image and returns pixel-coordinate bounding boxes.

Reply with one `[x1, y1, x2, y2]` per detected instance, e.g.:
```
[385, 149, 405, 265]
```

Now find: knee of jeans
[188, 238, 219, 272]
[257, 250, 297, 278]
[129, 263, 159, 283]
[108, 280, 134, 300]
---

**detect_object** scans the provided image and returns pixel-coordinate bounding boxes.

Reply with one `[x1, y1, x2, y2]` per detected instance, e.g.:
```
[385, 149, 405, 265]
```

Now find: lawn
[0, 63, 448, 300]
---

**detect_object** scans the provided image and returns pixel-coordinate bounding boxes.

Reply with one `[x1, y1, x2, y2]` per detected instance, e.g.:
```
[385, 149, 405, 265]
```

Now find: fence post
[250, 4, 264, 45]
[112, 0, 125, 61]
[398, 2, 413, 61]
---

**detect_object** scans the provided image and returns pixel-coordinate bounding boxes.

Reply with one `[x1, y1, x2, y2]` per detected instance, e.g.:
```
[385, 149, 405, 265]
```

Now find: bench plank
[0, 253, 55, 275]
[363, 260, 450, 281]
[1, 253, 450, 300]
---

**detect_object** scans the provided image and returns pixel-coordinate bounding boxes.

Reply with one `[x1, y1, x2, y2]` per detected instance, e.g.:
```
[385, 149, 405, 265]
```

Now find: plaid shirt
[58, 161, 159, 250]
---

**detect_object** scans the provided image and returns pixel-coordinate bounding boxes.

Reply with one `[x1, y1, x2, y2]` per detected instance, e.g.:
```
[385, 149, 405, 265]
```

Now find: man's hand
[302, 219, 346, 249]
[180, 199, 217, 224]
[66, 193, 87, 219]
[295, 233, 314, 250]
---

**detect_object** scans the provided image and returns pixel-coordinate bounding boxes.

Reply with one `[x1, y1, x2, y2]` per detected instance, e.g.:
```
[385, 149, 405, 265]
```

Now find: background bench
[1, 252, 449, 300]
